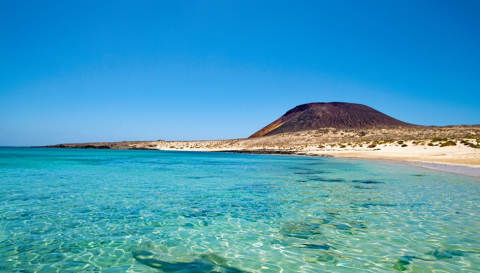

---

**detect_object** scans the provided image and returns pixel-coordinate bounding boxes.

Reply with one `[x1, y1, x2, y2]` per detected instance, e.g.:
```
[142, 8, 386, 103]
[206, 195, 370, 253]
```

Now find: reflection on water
[0, 147, 480, 272]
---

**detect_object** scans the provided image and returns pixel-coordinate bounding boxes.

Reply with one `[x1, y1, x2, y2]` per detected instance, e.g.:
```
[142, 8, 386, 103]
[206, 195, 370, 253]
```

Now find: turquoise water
[1, 148, 480, 272]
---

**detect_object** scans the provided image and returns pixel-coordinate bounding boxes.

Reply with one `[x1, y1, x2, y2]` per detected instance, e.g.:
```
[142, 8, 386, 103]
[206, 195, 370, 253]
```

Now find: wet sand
[410, 161, 480, 177]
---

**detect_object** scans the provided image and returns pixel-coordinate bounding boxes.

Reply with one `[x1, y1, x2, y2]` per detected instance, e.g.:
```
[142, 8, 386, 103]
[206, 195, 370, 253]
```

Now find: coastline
[36, 145, 480, 177]
[215, 149, 480, 178]
[43, 126, 480, 177]
[409, 161, 480, 177]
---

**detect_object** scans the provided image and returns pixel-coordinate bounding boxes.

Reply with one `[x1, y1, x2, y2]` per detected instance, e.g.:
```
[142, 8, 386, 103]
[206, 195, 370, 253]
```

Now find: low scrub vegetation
[461, 140, 480, 149]
[440, 141, 456, 147]
[431, 137, 448, 142]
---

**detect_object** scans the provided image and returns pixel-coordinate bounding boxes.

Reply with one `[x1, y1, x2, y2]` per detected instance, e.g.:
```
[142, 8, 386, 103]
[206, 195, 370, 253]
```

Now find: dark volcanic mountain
[250, 102, 418, 138]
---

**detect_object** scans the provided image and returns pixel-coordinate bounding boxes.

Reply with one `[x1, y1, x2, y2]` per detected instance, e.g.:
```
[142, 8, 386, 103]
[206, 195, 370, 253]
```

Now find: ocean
[0, 147, 479, 272]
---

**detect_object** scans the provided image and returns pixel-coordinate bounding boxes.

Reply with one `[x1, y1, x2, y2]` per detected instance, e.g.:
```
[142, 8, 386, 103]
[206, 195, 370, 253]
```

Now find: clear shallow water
[1, 147, 480, 273]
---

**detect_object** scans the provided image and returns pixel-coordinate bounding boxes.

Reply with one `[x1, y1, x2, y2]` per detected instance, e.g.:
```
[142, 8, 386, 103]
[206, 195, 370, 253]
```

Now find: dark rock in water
[335, 224, 352, 230]
[393, 258, 409, 271]
[326, 178, 345, 182]
[400, 255, 417, 261]
[288, 166, 310, 170]
[411, 174, 427, 177]
[354, 185, 376, 190]
[351, 222, 367, 229]
[294, 179, 308, 183]
[409, 203, 427, 208]
[443, 249, 465, 256]
[352, 180, 384, 184]
[280, 222, 322, 239]
[309, 177, 345, 183]
[135, 257, 216, 271]
[361, 203, 396, 208]
[400, 254, 439, 263]
[250, 102, 418, 138]
[301, 243, 331, 250]
[294, 170, 326, 175]
[396, 254, 445, 267]
[433, 249, 454, 259]
[133, 242, 248, 273]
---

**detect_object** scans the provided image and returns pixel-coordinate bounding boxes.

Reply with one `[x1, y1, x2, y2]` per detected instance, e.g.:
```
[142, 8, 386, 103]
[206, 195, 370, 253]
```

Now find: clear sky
[1, 0, 479, 146]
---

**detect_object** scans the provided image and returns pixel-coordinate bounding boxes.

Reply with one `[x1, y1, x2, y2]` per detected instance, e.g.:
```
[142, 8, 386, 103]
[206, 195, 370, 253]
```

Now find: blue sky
[1, 0, 479, 146]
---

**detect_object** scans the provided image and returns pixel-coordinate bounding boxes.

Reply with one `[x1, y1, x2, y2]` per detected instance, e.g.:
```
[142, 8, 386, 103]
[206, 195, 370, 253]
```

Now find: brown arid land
[49, 126, 480, 175]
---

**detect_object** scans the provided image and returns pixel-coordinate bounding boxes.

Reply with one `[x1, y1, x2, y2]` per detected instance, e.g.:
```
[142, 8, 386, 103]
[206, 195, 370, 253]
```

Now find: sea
[0, 147, 479, 272]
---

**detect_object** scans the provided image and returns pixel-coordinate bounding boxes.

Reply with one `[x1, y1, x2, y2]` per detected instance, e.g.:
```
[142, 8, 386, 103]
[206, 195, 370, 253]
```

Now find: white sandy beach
[156, 141, 480, 177]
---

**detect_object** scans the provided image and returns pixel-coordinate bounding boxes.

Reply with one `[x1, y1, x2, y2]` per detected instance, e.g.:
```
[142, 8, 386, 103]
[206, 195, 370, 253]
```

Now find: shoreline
[24, 145, 480, 177]
[215, 149, 480, 177]
[40, 125, 480, 178]
[409, 161, 480, 177]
